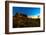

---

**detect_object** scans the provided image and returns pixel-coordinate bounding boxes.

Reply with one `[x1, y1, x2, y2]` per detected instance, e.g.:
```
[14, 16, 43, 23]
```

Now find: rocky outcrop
[13, 13, 40, 28]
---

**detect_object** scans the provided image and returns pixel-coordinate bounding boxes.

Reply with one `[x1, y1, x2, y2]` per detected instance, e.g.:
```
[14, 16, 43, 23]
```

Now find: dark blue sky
[13, 7, 40, 16]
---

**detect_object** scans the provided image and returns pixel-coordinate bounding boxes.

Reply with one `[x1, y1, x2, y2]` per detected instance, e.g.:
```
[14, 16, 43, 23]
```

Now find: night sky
[13, 7, 40, 16]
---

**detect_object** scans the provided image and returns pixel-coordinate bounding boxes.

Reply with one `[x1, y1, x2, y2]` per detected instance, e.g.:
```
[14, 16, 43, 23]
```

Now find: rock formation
[13, 12, 40, 28]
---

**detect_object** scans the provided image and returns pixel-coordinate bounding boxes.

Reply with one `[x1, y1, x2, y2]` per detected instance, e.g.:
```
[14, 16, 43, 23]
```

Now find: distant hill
[28, 16, 40, 19]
